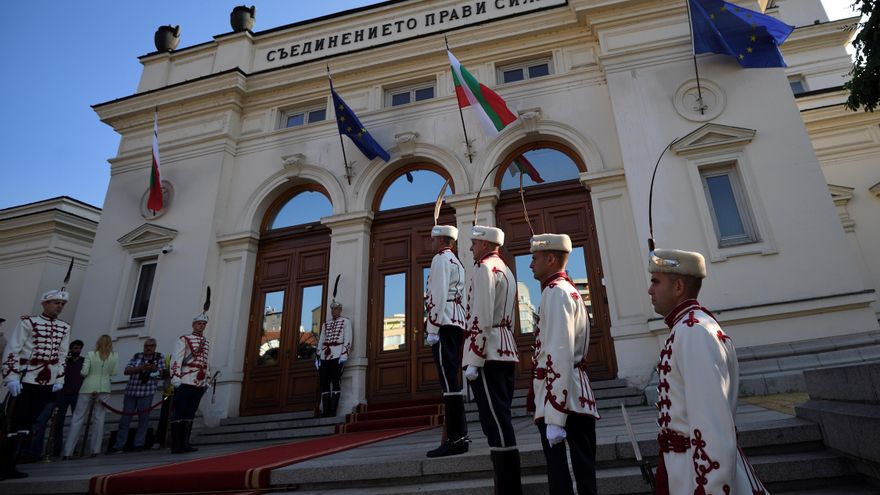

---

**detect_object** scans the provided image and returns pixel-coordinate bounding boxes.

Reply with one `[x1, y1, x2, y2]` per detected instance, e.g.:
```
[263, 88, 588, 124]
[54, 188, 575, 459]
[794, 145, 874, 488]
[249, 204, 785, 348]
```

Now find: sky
[0, 0, 860, 211]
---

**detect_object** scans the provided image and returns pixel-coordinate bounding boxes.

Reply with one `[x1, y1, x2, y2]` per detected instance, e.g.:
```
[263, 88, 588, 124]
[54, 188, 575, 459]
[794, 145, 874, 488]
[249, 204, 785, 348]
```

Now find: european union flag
[330, 81, 390, 162]
[689, 0, 794, 68]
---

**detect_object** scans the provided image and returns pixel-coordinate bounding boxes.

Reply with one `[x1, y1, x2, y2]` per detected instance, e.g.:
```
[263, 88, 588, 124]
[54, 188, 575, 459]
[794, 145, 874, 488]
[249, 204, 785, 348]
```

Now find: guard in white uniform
[424, 225, 468, 458]
[316, 300, 352, 417]
[528, 233, 600, 495]
[463, 225, 522, 495]
[169, 288, 212, 454]
[1, 289, 70, 480]
[648, 249, 768, 495]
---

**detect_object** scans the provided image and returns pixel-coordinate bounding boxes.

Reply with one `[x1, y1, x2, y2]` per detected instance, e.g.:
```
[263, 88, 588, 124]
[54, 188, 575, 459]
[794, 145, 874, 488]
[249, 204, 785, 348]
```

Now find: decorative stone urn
[230, 5, 256, 32]
[154, 25, 180, 52]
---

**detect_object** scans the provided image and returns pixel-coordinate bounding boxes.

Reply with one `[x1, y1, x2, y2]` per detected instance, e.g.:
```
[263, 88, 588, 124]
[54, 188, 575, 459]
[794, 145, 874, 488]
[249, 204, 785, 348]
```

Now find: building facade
[0, 197, 99, 330]
[75, 0, 878, 419]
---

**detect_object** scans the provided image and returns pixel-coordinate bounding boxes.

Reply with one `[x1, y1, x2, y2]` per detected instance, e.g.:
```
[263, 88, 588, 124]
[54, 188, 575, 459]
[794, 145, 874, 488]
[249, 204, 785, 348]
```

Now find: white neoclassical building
[69, 0, 878, 419]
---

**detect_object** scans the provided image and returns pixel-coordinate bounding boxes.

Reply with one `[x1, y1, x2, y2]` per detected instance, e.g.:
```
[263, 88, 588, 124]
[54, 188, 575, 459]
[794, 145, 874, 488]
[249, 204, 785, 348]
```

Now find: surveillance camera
[161, 244, 174, 254]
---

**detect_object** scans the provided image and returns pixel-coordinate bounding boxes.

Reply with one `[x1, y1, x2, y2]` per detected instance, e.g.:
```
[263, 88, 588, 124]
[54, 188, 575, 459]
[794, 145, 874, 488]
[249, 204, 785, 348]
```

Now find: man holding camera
[108, 338, 165, 453]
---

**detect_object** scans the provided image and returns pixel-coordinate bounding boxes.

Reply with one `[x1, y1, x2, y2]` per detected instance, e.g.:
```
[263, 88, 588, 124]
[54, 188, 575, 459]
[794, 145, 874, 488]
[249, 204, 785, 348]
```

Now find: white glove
[339, 356, 347, 364]
[546, 424, 567, 447]
[205, 380, 212, 389]
[465, 365, 480, 382]
[315, 359, 321, 370]
[6, 379, 21, 397]
[426, 333, 440, 346]
[52, 383, 64, 393]
[171, 378, 181, 389]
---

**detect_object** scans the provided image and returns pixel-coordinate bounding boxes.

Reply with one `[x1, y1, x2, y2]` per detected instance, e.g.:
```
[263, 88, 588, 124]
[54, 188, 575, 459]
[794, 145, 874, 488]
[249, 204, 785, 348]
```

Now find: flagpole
[445, 36, 473, 164]
[328, 65, 353, 185]
[684, 0, 707, 115]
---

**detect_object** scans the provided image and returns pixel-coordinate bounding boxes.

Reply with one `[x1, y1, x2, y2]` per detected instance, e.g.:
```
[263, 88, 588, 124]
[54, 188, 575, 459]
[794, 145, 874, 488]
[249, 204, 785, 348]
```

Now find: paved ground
[2, 400, 795, 495]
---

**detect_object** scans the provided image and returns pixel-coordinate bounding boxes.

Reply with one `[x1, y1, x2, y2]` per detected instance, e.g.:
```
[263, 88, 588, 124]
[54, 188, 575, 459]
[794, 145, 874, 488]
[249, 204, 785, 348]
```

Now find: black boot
[321, 393, 332, 418]
[330, 392, 341, 417]
[169, 422, 185, 454]
[490, 449, 523, 495]
[0, 433, 28, 481]
[426, 395, 469, 458]
[182, 421, 198, 453]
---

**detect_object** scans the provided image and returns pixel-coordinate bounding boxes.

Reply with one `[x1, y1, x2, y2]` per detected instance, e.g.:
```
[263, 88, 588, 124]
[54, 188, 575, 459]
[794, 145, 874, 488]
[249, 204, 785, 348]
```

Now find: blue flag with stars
[330, 81, 390, 162]
[689, 0, 794, 68]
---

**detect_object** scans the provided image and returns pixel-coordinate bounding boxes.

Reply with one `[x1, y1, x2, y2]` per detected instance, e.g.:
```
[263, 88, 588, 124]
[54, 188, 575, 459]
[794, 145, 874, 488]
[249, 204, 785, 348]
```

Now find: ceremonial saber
[210, 370, 221, 404]
[621, 403, 655, 489]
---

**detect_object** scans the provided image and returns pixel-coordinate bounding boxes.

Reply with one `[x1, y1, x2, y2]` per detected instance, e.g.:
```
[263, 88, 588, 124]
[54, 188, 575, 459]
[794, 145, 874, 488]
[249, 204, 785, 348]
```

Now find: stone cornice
[93, 70, 248, 132]
[0, 197, 101, 224]
[782, 17, 859, 55]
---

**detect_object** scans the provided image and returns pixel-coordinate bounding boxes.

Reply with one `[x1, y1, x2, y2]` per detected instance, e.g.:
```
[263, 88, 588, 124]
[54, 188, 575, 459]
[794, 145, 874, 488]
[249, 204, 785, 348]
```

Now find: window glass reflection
[297, 285, 323, 360]
[567, 247, 594, 327]
[270, 191, 333, 229]
[499, 148, 580, 190]
[258, 291, 284, 366]
[514, 255, 540, 334]
[379, 170, 452, 210]
[383, 273, 407, 351]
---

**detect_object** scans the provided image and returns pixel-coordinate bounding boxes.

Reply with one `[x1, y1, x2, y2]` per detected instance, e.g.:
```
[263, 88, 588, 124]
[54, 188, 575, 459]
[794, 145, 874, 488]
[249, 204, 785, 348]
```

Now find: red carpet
[336, 397, 445, 434]
[89, 427, 431, 495]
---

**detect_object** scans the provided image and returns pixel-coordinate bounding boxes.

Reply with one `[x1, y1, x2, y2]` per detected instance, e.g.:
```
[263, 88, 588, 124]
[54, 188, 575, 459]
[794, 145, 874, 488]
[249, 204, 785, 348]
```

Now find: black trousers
[431, 325, 464, 394]
[171, 384, 205, 421]
[319, 358, 343, 394]
[7, 383, 54, 433]
[470, 361, 516, 448]
[538, 415, 598, 495]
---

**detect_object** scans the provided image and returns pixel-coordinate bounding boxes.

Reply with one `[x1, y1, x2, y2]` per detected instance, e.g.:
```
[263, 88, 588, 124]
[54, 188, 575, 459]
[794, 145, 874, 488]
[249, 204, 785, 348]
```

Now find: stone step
[195, 386, 646, 445]
[272, 449, 861, 494]
[735, 330, 880, 396]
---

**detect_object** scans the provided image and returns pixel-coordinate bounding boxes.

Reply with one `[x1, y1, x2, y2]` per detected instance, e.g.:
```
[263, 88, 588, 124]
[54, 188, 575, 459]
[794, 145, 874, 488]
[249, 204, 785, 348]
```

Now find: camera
[161, 243, 174, 254]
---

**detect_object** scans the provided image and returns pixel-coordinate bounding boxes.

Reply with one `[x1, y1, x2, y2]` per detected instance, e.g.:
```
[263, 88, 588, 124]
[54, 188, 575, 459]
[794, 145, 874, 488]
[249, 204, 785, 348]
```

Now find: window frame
[127, 257, 158, 326]
[281, 102, 328, 129]
[699, 163, 760, 247]
[496, 57, 554, 85]
[787, 75, 807, 95]
[384, 79, 437, 108]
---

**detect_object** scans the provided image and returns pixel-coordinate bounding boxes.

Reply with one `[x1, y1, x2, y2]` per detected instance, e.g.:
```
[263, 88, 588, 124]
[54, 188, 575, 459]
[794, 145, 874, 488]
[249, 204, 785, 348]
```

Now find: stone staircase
[267, 408, 876, 494]
[192, 379, 644, 445]
[737, 329, 880, 396]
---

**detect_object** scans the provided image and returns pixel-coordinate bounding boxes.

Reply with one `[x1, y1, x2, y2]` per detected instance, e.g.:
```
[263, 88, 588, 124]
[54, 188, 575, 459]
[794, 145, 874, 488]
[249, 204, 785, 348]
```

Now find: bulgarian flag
[147, 110, 163, 212]
[448, 50, 517, 137]
[511, 155, 544, 183]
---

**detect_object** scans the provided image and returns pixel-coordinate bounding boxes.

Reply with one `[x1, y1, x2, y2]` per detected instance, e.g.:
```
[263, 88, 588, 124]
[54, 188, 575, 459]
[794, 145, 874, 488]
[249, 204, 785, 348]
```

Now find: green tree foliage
[845, 0, 880, 112]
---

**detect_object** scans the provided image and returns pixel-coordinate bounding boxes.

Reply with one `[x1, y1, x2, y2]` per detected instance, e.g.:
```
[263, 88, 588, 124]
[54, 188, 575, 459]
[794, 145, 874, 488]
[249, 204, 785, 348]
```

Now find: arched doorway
[494, 143, 617, 387]
[240, 186, 333, 416]
[367, 165, 455, 404]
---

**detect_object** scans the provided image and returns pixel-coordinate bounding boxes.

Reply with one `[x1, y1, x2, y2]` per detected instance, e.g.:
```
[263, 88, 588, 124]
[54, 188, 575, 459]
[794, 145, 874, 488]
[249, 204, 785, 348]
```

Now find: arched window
[376, 166, 453, 211]
[497, 145, 583, 190]
[265, 188, 333, 230]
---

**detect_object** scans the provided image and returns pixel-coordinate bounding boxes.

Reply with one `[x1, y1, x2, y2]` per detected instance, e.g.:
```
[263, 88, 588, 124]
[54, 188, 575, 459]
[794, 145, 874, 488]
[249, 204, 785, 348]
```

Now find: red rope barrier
[98, 396, 167, 416]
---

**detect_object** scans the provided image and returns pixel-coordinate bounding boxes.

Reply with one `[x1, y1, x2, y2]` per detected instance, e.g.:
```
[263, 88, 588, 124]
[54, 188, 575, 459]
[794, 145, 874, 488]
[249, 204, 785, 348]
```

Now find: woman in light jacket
[63, 334, 117, 458]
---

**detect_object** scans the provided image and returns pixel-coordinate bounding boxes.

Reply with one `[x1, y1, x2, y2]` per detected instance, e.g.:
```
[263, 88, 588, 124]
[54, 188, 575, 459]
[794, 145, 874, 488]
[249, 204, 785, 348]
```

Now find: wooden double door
[367, 204, 455, 403]
[240, 226, 330, 416]
[366, 180, 616, 404]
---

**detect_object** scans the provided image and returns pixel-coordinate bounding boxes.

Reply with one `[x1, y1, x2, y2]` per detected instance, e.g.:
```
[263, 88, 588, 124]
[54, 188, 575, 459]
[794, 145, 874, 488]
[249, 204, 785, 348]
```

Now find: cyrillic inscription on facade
[259, 0, 567, 69]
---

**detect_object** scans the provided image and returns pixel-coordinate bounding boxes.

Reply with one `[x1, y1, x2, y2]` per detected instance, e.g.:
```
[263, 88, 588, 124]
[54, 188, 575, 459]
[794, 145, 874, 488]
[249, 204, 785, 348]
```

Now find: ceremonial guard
[424, 224, 468, 458]
[463, 225, 522, 494]
[648, 249, 768, 494]
[529, 233, 600, 494]
[1, 263, 73, 480]
[169, 288, 212, 454]
[316, 276, 352, 417]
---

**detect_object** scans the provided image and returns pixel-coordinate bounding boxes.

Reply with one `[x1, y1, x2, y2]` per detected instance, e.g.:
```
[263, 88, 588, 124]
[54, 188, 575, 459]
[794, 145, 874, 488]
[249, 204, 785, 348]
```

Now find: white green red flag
[147, 110, 163, 212]
[448, 50, 517, 137]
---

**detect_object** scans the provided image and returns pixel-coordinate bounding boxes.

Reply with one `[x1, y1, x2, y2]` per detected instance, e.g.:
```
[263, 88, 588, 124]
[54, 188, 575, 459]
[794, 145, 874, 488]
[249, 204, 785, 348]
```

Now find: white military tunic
[318, 317, 352, 361]
[531, 272, 599, 426]
[170, 333, 210, 387]
[2, 314, 70, 386]
[657, 299, 767, 495]
[425, 247, 466, 333]
[463, 252, 518, 367]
